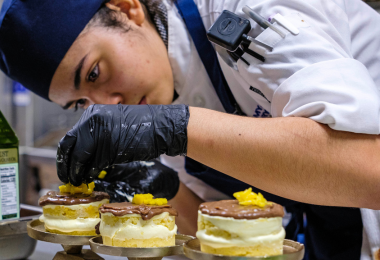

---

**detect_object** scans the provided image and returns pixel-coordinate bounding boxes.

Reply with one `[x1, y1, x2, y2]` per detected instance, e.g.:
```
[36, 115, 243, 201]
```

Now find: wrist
[151, 104, 190, 157]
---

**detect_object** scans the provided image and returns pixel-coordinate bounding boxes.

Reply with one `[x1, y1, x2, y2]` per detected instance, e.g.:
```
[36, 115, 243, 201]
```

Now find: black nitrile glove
[57, 104, 189, 186]
[94, 160, 180, 202]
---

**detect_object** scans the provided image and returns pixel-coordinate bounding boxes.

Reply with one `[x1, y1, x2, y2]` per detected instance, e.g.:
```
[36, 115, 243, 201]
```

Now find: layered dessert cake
[39, 182, 109, 235]
[197, 188, 285, 257]
[98, 194, 178, 247]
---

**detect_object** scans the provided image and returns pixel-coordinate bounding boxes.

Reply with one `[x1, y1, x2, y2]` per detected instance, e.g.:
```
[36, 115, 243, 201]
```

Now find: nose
[87, 93, 124, 107]
[106, 94, 124, 105]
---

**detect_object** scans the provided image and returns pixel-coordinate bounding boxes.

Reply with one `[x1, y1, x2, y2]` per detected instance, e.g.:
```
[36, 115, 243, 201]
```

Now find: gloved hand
[57, 104, 189, 185]
[94, 160, 180, 202]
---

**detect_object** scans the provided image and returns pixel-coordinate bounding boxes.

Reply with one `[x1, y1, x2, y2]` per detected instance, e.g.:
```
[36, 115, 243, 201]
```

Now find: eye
[74, 99, 86, 112]
[88, 64, 99, 82]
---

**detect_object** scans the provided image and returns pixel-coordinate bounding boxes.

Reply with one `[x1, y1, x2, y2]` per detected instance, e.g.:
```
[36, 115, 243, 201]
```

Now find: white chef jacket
[159, 0, 380, 258]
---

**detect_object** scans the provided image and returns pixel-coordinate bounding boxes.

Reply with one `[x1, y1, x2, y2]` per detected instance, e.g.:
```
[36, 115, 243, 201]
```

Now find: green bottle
[0, 110, 19, 220]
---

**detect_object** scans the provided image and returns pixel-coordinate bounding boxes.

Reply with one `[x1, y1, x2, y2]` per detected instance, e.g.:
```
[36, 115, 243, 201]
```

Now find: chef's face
[49, 0, 174, 110]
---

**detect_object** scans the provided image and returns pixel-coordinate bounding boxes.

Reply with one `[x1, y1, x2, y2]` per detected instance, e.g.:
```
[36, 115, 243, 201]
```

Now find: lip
[138, 96, 147, 105]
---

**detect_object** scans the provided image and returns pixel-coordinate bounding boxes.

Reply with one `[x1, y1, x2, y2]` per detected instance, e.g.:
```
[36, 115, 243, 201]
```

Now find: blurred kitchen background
[0, 0, 379, 207]
[0, 70, 84, 206]
[366, 0, 380, 9]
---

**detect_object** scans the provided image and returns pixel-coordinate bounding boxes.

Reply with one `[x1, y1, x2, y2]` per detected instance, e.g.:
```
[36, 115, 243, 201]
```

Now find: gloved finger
[100, 162, 142, 182]
[94, 180, 136, 203]
[135, 161, 179, 200]
[68, 134, 97, 186]
[80, 105, 122, 184]
[69, 138, 115, 185]
[84, 163, 108, 185]
[69, 142, 101, 186]
[67, 106, 107, 185]
[105, 160, 180, 200]
[56, 133, 77, 184]
[84, 127, 118, 183]
[69, 158, 88, 186]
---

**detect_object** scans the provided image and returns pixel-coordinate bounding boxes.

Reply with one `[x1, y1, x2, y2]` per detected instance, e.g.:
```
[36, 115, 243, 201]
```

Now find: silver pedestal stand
[183, 239, 305, 260]
[27, 219, 104, 260]
[89, 234, 194, 260]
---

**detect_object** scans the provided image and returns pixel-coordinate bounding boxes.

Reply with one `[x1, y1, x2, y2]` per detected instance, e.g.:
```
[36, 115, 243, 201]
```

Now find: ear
[106, 0, 145, 25]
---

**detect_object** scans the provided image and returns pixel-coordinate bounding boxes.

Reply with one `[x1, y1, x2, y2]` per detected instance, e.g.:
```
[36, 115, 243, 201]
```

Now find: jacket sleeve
[345, 0, 380, 87]
[272, 58, 379, 134]
[218, 0, 380, 134]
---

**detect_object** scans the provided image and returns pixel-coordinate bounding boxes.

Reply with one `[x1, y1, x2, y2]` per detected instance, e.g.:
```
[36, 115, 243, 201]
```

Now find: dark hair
[87, 6, 131, 32]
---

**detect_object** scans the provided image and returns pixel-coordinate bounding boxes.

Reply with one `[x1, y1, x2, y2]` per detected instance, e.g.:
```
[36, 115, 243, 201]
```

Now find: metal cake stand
[183, 239, 305, 260]
[27, 219, 104, 260]
[89, 234, 194, 260]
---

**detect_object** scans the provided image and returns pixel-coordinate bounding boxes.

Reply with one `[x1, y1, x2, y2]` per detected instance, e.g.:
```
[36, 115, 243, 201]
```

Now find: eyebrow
[61, 54, 89, 110]
[74, 54, 88, 90]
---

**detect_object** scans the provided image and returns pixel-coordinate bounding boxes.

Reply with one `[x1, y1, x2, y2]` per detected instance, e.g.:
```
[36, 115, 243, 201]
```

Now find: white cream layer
[39, 215, 100, 232]
[100, 212, 177, 240]
[42, 199, 109, 210]
[197, 211, 285, 248]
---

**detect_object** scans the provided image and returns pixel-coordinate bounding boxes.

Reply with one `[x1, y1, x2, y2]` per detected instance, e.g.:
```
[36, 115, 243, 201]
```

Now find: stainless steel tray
[89, 234, 194, 260]
[183, 239, 305, 260]
[0, 204, 42, 260]
[27, 219, 96, 245]
[27, 219, 103, 260]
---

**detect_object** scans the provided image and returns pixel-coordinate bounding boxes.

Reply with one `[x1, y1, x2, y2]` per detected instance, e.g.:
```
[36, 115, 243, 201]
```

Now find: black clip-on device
[207, 9, 266, 65]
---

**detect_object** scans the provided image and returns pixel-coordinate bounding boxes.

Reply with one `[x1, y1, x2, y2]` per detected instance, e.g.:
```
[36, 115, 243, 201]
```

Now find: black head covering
[0, 0, 109, 100]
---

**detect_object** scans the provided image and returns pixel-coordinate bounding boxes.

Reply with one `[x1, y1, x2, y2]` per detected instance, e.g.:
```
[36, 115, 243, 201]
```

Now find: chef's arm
[169, 182, 203, 236]
[187, 107, 380, 210]
[59, 104, 380, 209]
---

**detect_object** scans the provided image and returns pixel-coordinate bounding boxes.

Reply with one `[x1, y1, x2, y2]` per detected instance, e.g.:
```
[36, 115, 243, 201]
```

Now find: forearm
[187, 107, 380, 209]
[169, 182, 203, 236]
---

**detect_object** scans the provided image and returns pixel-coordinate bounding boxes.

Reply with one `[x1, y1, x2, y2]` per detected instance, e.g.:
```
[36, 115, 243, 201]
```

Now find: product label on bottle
[0, 148, 19, 220]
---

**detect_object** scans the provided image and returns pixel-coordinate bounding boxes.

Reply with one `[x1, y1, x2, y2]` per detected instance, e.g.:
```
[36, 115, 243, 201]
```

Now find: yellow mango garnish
[59, 182, 95, 195]
[132, 194, 168, 206]
[233, 188, 272, 208]
[98, 171, 107, 179]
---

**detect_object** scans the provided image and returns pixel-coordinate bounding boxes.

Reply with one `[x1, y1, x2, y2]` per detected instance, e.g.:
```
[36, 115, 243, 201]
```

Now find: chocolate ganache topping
[99, 202, 178, 221]
[199, 200, 284, 220]
[39, 191, 110, 206]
